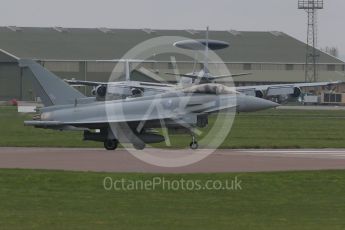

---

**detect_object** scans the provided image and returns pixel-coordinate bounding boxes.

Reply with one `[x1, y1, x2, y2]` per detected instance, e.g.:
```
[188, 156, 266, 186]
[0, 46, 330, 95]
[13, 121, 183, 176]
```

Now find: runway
[1, 147, 345, 173]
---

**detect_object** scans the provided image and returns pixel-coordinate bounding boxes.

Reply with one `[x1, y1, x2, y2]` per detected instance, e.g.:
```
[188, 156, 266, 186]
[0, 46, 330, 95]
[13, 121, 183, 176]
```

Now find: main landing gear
[104, 139, 119, 150]
[133, 142, 146, 150]
[189, 134, 198, 150]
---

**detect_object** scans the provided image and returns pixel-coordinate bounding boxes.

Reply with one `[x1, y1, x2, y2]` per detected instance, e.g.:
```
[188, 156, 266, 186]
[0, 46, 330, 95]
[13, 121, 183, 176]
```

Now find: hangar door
[0, 63, 20, 101]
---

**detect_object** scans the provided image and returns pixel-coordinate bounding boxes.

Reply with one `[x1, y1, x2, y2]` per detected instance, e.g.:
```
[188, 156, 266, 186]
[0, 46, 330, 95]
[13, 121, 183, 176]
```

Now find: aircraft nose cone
[256, 97, 280, 110]
[237, 95, 280, 112]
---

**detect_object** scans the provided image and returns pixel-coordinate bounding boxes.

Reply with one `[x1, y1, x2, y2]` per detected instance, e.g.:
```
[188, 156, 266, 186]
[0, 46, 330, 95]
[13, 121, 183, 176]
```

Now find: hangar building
[0, 26, 344, 101]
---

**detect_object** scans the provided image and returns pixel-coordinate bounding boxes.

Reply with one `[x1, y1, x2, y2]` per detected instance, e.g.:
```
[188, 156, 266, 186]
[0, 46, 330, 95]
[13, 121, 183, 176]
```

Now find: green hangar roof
[0, 26, 343, 64]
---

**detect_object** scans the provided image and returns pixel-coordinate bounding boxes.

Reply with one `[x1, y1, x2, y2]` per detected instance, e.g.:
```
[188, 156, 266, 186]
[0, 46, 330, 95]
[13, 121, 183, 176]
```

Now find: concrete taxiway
[0, 148, 345, 173]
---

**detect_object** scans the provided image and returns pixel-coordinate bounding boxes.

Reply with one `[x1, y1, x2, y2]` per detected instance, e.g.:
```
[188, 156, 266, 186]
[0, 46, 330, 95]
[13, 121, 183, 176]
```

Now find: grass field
[1, 107, 345, 229]
[0, 106, 98, 148]
[2, 106, 345, 148]
[0, 169, 344, 230]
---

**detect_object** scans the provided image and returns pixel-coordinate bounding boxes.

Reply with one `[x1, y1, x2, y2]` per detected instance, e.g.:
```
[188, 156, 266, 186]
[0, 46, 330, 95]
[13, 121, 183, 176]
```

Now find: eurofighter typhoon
[19, 59, 278, 150]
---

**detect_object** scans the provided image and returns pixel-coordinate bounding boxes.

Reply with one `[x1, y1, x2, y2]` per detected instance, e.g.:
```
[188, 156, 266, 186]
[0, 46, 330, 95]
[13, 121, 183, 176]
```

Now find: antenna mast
[298, 0, 324, 82]
[204, 26, 209, 73]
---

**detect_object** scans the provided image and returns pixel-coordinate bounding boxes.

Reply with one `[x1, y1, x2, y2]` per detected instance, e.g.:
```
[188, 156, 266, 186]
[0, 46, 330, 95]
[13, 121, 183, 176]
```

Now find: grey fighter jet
[19, 59, 278, 150]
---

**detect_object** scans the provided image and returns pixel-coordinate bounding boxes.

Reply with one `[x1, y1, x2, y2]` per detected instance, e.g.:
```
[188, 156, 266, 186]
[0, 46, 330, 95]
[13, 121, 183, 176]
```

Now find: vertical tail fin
[19, 59, 86, 107]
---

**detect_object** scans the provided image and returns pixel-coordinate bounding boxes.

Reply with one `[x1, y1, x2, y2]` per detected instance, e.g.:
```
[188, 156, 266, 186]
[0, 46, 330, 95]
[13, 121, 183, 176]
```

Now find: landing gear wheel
[133, 142, 146, 150]
[190, 141, 199, 150]
[104, 139, 118, 150]
[190, 133, 198, 150]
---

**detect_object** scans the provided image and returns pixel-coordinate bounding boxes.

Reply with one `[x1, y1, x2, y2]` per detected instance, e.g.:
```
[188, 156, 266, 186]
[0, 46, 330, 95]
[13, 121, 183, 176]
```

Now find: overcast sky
[1, 0, 344, 59]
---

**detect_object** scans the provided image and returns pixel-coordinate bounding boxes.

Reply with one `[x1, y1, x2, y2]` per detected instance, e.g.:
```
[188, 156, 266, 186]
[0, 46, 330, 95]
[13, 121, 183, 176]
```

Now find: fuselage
[38, 85, 278, 128]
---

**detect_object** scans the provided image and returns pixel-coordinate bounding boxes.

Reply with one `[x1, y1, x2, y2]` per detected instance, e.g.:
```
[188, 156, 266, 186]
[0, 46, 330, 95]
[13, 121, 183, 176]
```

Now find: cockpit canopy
[182, 83, 238, 95]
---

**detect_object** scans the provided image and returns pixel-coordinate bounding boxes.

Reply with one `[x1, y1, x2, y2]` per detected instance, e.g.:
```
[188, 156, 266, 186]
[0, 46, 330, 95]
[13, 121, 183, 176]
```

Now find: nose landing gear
[189, 134, 198, 150]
